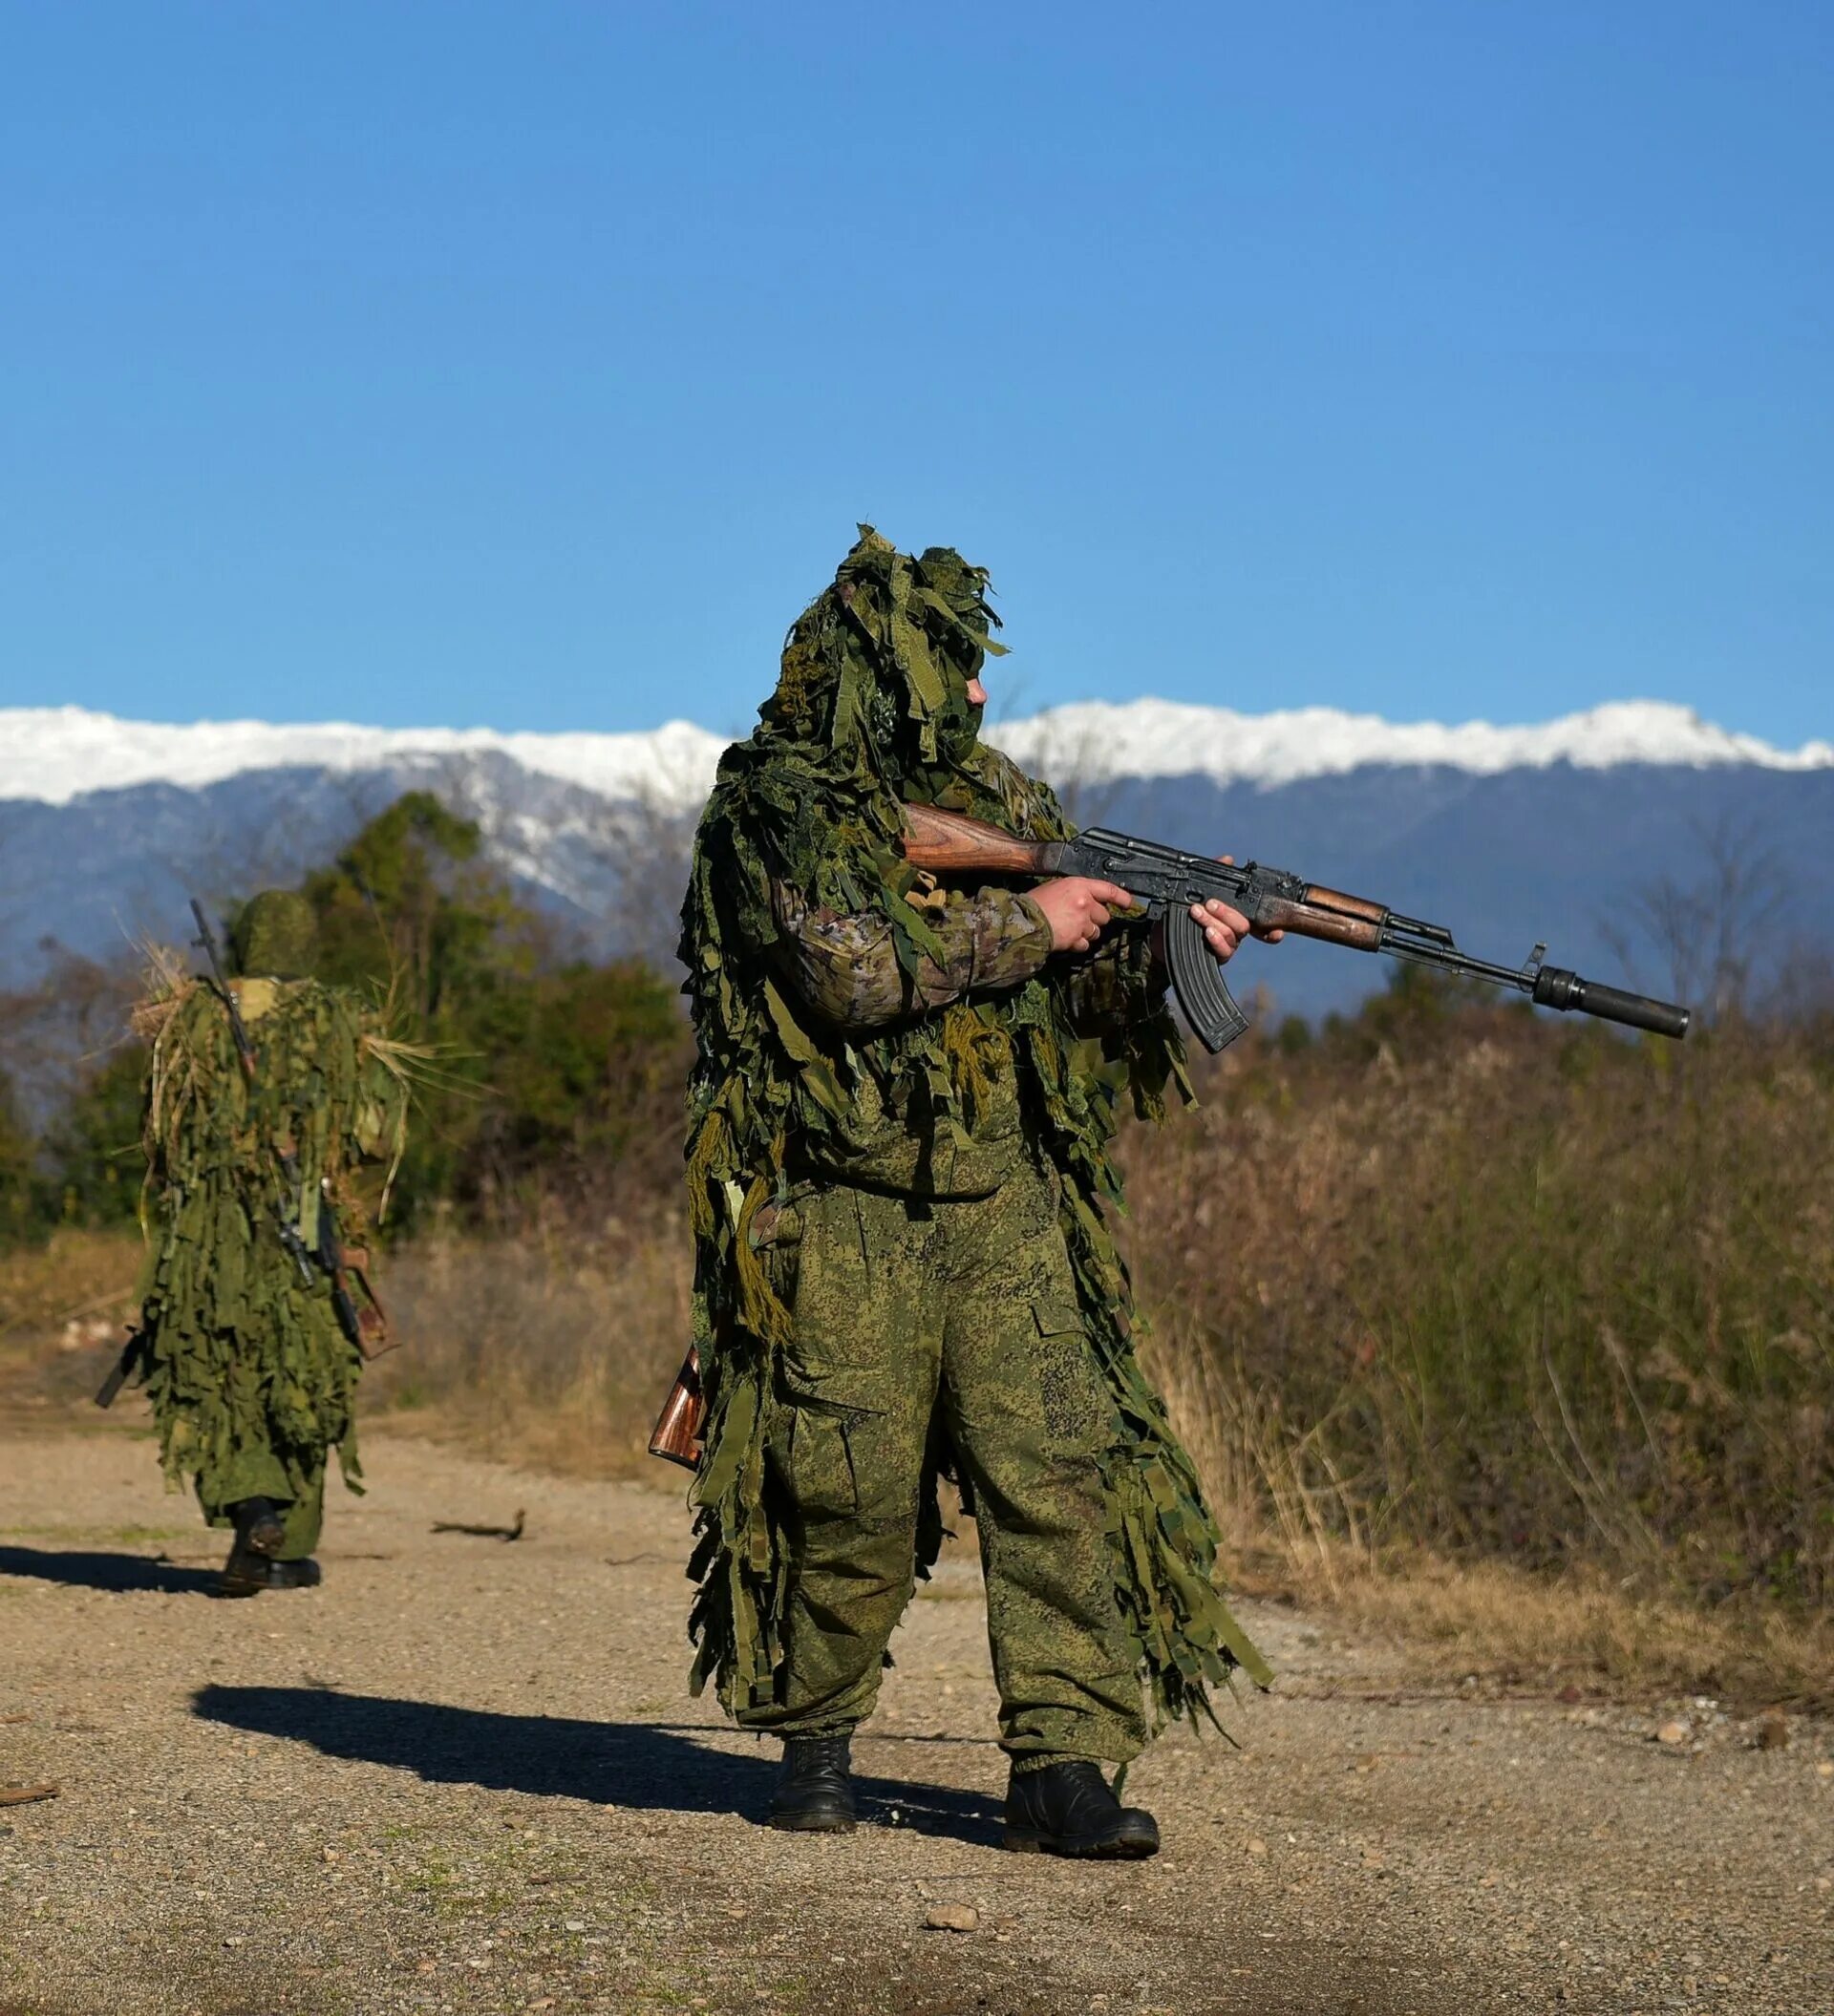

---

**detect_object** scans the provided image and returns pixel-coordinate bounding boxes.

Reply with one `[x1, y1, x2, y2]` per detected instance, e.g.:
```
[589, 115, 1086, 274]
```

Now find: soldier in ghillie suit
[129, 891, 413, 1596]
[680, 529, 1271, 1857]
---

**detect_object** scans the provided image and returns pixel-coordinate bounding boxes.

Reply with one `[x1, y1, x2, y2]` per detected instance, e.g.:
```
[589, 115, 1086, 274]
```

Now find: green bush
[0, 1072, 39, 1249]
[35, 1047, 146, 1231]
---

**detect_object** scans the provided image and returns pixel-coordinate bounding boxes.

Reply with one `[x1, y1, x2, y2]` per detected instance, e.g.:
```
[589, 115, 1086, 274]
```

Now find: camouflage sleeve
[1059, 923, 1169, 1035]
[768, 881, 1054, 1029]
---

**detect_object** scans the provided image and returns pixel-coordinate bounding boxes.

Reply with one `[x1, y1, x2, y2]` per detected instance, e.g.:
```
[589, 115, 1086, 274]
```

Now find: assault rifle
[316, 1186, 394, 1359]
[647, 805, 1690, 1466]
[901, 804, 1692, 1050]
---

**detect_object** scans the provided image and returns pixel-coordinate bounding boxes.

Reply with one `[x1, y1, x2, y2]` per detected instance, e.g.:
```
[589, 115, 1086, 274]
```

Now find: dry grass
[361, 1205, 691, 1479]
[1294, 1551, 1834, 1711]
[0, 1227, 141, 1400]
[1122, 1006, 1834, 1710]
[1129, 1009, 1834, 1613]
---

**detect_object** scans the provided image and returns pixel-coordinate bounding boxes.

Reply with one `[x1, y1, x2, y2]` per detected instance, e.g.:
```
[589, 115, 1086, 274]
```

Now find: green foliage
[1315, 959, 1531, 1063]
[0, 1071, 38, 1249]
[1273, 1014, 1312, 1057]
[294, 792, 684, 1230]
[390, 956, 683, 1222]
[2, 791, 688, 1245]
[37, 1046, 146, 1231]
[470, 957, 680, 1158]
[297, 790, 515, 1021]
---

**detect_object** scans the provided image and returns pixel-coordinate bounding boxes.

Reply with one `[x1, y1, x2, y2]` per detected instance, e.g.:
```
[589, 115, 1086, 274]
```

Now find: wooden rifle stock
[901, 803, 1064, 878]
[649, 1348, 704, 1469]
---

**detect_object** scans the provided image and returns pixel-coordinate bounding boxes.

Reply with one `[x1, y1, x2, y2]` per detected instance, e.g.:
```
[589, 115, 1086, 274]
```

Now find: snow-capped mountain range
[3, 699, 1831, 1024]
[3, 698, 1829, 810]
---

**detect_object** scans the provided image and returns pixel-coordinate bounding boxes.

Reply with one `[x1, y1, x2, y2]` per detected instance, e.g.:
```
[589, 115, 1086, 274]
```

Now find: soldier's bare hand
[1199, 857, 1284, 960]
[1034, 877, 1134, 954]
[1191, 895, 1252, 963]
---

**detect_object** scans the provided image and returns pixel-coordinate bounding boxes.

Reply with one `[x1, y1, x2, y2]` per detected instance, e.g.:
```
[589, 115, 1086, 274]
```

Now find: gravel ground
[0, 1428, 1828, 2016]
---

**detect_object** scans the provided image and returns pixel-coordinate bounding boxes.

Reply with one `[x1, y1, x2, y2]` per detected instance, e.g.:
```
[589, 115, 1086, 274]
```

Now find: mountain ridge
[2, 701, 1829, 1028]
[4, 698, 1830, 813]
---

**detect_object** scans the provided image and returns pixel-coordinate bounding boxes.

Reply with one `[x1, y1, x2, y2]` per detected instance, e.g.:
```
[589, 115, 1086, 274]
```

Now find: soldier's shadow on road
[192, 1686, 1003, 1844]
[0, 1546, 220, 1596]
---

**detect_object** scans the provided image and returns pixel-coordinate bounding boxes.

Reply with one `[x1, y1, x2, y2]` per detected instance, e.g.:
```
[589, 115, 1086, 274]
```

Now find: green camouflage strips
[133, 969, 409, 1555]
[678, 528, 1271, 1745]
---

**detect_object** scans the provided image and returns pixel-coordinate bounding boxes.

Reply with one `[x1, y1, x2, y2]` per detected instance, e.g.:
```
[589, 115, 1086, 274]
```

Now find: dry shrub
[359, 1046, 693, 1475]
[364, 1200, 691, 1478]
[1296, 1550, 1834, 1710]
[1129, 1008, 1834, 1627]
[0, 1228, 141, 1403]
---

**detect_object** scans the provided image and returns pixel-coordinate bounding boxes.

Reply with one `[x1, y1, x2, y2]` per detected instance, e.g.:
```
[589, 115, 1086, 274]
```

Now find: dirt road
[0, 1429, 1826, 2016]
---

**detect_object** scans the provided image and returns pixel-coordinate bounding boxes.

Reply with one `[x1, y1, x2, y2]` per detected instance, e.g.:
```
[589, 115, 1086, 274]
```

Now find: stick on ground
[430, 1508, 525, 1541]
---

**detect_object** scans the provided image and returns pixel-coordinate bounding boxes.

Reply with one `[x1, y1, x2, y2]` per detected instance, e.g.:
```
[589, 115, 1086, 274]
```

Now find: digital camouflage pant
[743, 1156, 1148, 1765]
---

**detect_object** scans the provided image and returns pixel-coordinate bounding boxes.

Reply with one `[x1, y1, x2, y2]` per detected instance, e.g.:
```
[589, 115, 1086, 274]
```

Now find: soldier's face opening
[966, 672, 988, 708]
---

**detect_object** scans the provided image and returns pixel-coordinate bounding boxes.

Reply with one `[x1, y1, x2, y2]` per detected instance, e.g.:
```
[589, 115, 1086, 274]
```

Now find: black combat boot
[219, 1548, 323, 1597]
[218, 1497, 291, 1596]
[1003, 1759, 1160, 1858]
[231, 1497, 287, 1557]
[769, 1734, 857, 1833]
[219, 1542, 267, 1595]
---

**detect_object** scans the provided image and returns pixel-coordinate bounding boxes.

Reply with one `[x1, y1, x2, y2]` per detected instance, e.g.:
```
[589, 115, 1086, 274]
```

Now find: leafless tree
[530, 781, 698, 977]
[1603, 814, 1790, 1027]
[0, 944, 144, 1120]
[602, 786, 699, 972]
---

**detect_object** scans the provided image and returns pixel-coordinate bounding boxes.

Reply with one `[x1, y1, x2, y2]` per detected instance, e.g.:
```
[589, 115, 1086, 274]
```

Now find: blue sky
[1, 2, 1828, 745]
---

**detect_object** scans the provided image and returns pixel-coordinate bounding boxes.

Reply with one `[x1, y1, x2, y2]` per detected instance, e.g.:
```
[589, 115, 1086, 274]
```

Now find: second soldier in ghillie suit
[129, 891, 414, 1596]
[680, 529, 1271, 1857]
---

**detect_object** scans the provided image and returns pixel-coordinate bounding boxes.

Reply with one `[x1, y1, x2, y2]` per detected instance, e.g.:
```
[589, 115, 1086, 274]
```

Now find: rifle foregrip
[1533, 967, 1691, 1039]
[1259, 896, 1382, 952]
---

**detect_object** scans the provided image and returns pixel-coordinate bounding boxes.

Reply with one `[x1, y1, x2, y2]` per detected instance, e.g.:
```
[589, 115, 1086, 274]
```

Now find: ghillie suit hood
[680, 528, 1270, 1732]
[233, 889, 319, 981]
